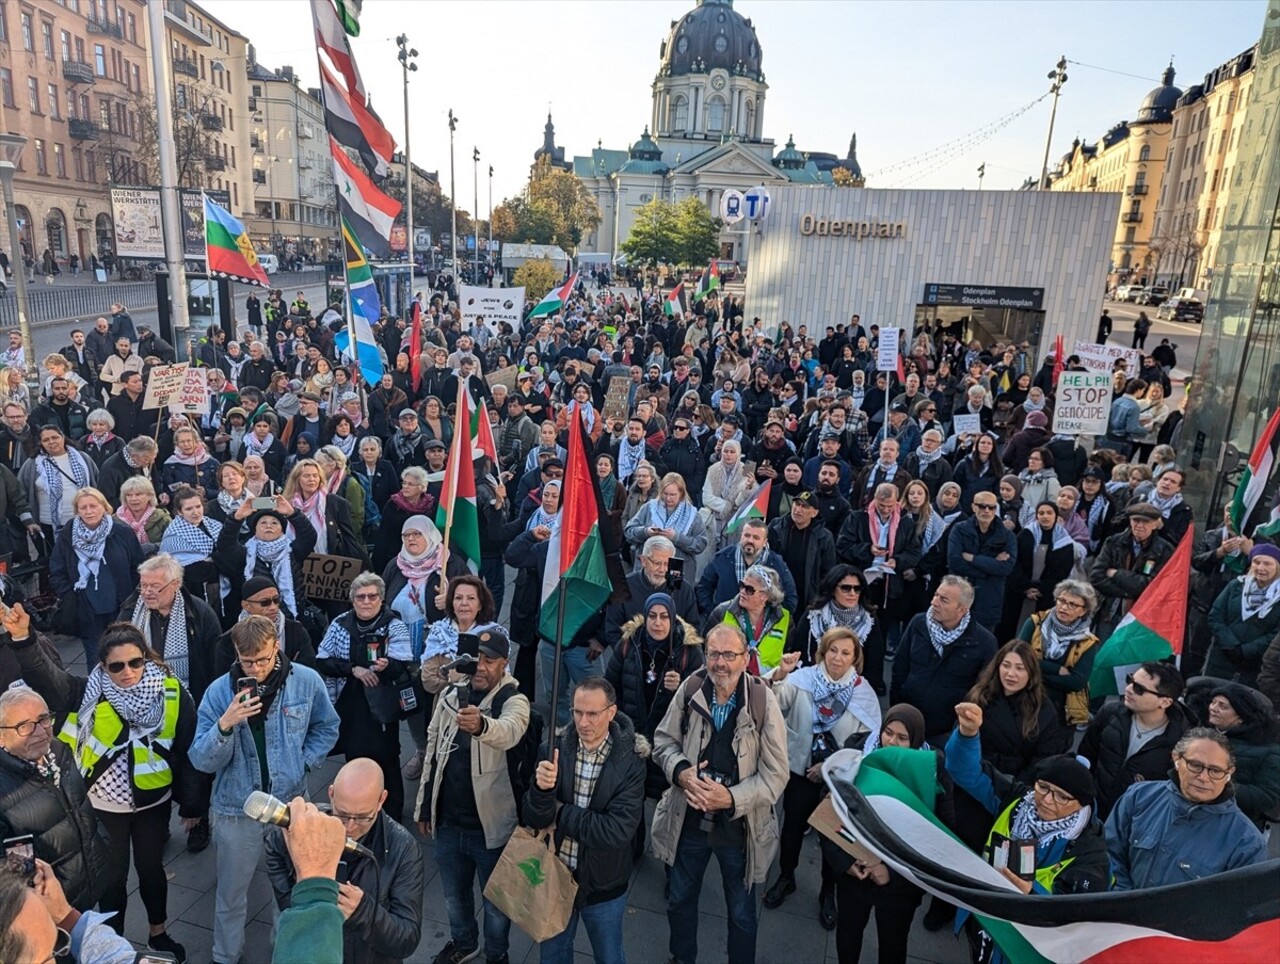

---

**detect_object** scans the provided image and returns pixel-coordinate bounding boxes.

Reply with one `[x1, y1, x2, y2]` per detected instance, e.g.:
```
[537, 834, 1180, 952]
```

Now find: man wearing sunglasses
[1106, 727, 1268, 890]
[213, 575, 319, 677]
[1079, 661, 1190, 820]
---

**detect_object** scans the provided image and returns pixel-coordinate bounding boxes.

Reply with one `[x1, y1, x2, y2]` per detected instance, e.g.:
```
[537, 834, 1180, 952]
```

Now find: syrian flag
[695, 260, 720, 298]
[823, 748, 1280, 964]
[538, 406, 627, 645]
[724, 479, 771, 536]
[1089, 525, 1193, 696]
[1230, 407, 1280, 535]
[528, 273, 577, 320]
[330, 135, 400, 258]
[434, 382, 482, 573]
[663, 282, 685, 317]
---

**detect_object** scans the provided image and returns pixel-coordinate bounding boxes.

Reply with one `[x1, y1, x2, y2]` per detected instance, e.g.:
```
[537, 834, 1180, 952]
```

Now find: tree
[831, 167, 857, 187]
[491, 203, 519, 242]
[512, 257, 560, 303]
[672, 196, 721, 267]
[621, 198, 677, 267]
[127, 89, 215, 188]
[621, 197, 721, 268]
[527, 157, 602, 249]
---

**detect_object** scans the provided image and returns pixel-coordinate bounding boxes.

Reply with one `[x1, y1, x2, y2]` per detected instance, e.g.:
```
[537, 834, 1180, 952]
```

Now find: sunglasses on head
[106, 657, 146, 674]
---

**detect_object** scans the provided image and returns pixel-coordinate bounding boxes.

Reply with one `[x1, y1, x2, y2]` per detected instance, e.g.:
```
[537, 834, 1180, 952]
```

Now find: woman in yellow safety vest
[705, 564, 792, 675]
[10, 616, 198, 962]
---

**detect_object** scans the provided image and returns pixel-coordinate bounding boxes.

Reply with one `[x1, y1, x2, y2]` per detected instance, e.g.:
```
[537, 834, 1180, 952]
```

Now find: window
[72, 147, 82, 180]
[75, 37, 83, 61]
[20, 11, 32, 50]
[669, 94, 688, 131]
[48, 84, 59, 118]
[127, 12, 134, 43]
[53, 143, 65, 177]
[94, 44, 106, 76]
[0, 3, 7, 43]
[131, 64, 139, 91]
[115, 102, 125, 132]
[175, 83, 186, 108]
[41, 20, 53, 59]
[85, 150, 96, 182]
[34, 139, 46, 175]
[60, 29, 70, 60]
[1138, 145, 1150, 162]
[99, 99, 110, 130]
[706, 95, 725, 132]
[0, 69, 12, 109]
[78, 92, 89, 118]
[27, 77, 40, 113]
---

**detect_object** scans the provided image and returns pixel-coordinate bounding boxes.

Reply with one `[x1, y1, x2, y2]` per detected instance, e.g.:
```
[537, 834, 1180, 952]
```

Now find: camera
[696, 769, 732, 834]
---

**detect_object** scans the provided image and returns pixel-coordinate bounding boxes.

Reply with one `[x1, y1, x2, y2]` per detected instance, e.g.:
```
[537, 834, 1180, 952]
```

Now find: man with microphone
[189, 614, 340, 964]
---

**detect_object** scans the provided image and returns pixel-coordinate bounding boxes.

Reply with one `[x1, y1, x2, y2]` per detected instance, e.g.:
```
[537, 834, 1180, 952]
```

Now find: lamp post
[487, 164, 493, 281]
[1038, 56, 1068, 191]
[396, 35, 418, 281]
[0, 133, 35, 391]
[472, 147, 480, 285]
[448, 109, 457, 276]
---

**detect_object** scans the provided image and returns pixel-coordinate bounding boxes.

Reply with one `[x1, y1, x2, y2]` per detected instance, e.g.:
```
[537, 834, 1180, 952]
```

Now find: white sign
[1072, 340, 1141, 378]
[169, 366, 211, 415]
[459, 285, 525, 333]
[719, 190, 745, 224]
[744, 186, 771, 222]
[110, 189, 164, 259]
[876, 328, 900, 372]
[1052, 371, 1112, 436]
[142, 362, 190, 410]
[953, 413, 982, 437]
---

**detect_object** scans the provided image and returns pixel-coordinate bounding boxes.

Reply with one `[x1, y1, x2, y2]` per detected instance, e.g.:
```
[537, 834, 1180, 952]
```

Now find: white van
[258, 253, 279, 275]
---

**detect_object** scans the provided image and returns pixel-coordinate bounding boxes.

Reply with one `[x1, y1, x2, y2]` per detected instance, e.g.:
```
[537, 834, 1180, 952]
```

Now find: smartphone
[236, 677, 259, 702]
[135, 954, 179, 964]
[666, 556, 684, 590]
[3, 835, 35, 882]
[252, 497, 276, 511]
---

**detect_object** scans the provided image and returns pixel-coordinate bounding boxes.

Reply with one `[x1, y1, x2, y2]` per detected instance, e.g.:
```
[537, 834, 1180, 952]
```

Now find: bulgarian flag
[538, 405, 626, 645]
[1230, 407, 1280, 535]
[724, 479, 771, 536]
[204, 195, 268, 287]
[822, 748, 1280, 964]
[695, 260, 720, 298]
[663, 282, 685, 317]
[1089, 525, 1193, 696]
[435, 381, 481, 573]
[528, 272, 578, 320]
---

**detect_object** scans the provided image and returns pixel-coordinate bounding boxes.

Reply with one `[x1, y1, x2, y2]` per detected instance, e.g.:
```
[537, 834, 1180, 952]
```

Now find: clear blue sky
[203, 0, 1266, 206]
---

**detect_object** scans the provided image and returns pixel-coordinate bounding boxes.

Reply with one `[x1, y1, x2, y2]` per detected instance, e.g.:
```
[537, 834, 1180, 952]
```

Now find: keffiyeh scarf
[243, 432, 276, 459]
[1240, 574, 1280, 621]
[331, 433, 357, 459]
[130, 590, 190, 684]
[116, 503, 156, 543]
[40, 451, 91, 528]
[75, 661, 167, 806]
[617, 438, 646, 483]
[71, 516, 113, 590]
[246, 533, 296, 616]
[1010, 791, 1091, 847]
[1038, 609, 1092, 661]
[652, 496, 696, 534]
[925, 609, 971, 657]
[914, 445, 945, 469]
[809, 602, 874, 649]
[1145, 491, 1184, 517]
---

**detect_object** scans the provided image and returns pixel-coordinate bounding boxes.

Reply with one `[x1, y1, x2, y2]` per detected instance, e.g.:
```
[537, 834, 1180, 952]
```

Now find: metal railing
[68, 119, 100, 141]
[62, 60, 95, 85]
[172, 58, 199, 79]
[87, 18, 124, 38]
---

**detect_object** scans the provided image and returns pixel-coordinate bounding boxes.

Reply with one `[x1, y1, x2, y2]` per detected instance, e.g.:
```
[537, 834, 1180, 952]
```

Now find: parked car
[258, 253, 279, 275]
[715, 259, 740, 282]
[1155, 296, 1204, 322]
[1137, 285, 1169, 306]
[1116, 284, 1146, 302]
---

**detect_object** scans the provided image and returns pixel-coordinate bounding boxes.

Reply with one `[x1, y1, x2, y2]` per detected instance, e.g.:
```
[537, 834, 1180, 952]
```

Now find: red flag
[472, 397, 499, 465]
[409, 300, 422, 393]
[1051, 334, 1064, 388]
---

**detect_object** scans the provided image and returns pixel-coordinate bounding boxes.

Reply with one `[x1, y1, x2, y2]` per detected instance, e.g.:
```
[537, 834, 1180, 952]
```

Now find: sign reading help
[1052, 371, 1114, 436]
[302, 553, 365, 602]
[142, 362, 191, 410]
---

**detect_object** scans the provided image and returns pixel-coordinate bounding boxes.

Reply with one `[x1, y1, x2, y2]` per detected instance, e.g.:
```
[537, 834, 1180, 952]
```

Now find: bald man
[265, 759, 425, 964]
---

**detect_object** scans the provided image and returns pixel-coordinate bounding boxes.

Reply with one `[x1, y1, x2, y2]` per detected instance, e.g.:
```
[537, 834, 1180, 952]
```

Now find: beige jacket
[413, 672, 530, 850]
[99, 352, 144, 394]
[649, 671, 789, 885]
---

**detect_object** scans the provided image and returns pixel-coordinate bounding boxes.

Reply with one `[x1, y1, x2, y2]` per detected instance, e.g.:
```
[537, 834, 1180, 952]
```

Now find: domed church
[571, 0, 862, 262]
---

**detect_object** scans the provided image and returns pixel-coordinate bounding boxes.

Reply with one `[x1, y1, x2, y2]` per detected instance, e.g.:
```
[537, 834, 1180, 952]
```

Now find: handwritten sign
[142, 362, 190, 410]
[168, 366, 210, 415]
[1052, 371, 1112, 435]
[485, 365, 519, 393]
[953, 413, 982, 437]
[876, 328, 900, 373]
[1073, 341, 1140, 378]
[602, 376, 632, 423]
[302, 553, 365, 602]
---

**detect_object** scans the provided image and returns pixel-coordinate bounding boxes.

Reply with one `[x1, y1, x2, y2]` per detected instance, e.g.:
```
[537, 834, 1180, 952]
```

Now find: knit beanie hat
[1035, 755, 1096, 807]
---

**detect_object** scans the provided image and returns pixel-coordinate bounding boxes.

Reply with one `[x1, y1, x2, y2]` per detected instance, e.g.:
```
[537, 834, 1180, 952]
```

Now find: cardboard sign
[142, 362, 190, 410]
[486, 365, 520, 393]
[168, 366, 210, 415]
[807, 796, 881, 868]
[602, 376, 632, 423]
[1052, 371, 1113, 436]
[302, 553, 365, 602]
[1072, 341, 1140, 378]
[953, 413, 982, 437]
[877, 328, 900, 372]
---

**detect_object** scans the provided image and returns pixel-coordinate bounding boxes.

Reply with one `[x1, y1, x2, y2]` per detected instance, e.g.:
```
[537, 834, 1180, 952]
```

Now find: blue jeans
[538, 640, 603, 728]
[539, 892, 628, 964]
[435, 823, 510, 958]
[667, 821, 757, 964]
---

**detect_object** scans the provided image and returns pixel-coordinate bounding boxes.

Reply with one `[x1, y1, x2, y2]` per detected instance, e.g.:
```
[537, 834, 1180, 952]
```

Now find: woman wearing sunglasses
[704, 564, 791, 674]
[10, 618, 198, 962]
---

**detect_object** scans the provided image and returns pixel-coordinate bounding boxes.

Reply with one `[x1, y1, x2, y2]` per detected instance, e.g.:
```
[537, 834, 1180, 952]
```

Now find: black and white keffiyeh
[39, 451, 90, 527]
[242, 432, 276, 459]
[246, 533, 296, 616]
[75, 661, 168, 806]
[1010, 790, 1091, 846]
[809, 601, 875, 648]
[1240, 574, 1280, 621]
[925, 610, 971, 657]
[71, 516, 113, 590]
[131, 590, 190, 684]
[1038, 609, 1092, 661]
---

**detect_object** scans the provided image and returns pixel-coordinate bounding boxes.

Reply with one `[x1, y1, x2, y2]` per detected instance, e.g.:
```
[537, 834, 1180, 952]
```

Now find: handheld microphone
[243, 791, 374, 858]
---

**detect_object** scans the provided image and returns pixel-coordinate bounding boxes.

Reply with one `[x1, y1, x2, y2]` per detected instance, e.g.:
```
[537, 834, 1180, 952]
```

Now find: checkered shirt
[558, 736, 612, 872]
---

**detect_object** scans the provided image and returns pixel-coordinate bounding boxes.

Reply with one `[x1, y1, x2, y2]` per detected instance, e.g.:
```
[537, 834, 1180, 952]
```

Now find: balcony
[299, 160, 313, 171]
[200, 112, 223, 131]
[253, 169, 266, 184]
[172, 58, 199, 79]
[1127, 184, 1149, 197]
[297, 124, 314, 140]
[62, 60, 95, 85]
[250, 135, 261, 150]
[87, 18, 124, 38]
[1123, 212, 1143, 223]
[206, 155, 226, 171]
[69, 119, 101, 141]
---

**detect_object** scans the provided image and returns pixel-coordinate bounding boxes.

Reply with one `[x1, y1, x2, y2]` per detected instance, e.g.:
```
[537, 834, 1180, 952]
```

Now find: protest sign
[486, 366, 520, 393]
[168, 366, 210, 415]
[460, 285, 525, 333]
[877, 328, 900, 372]
[1073, 341, 1140, 377]
[602, 376, 632, 423]
[142, 362, 190, 410]
[953, 413, 982, 437]
[1052, 371, 1113, 435]
[302, 553, 365, 602]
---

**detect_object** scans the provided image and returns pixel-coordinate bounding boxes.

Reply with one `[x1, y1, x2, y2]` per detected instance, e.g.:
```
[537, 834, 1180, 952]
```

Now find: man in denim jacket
[190, 614, 340, 964]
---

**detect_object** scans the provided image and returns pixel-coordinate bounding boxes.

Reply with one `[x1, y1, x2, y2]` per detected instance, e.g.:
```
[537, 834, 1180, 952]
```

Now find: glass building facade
[1181, 1, 1280, 524]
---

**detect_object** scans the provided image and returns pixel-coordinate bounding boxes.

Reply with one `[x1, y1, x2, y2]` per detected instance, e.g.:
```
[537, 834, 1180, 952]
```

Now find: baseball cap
[793, 491, 817, 509]
[477, 627, 510, 659]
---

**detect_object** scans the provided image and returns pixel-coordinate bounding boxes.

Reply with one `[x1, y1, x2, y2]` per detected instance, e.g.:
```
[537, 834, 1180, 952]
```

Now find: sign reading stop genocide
[1052, 371, 1113, 436]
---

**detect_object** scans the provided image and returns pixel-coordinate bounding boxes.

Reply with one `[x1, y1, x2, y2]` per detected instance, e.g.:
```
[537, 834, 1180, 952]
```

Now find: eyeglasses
[332, 809, 380, 826]
[1056, 598, 1087, 611]
[1179, 757, 1231, 781]
[240, 648, 278, 670]
[139, 578, 178, 597]
[1033, 780, 1076, 805]
[706, 650, 746, 663]
[246, 595, 282, 608]
[1124, 673, 1161, 698]
[673, 424, 690, 431]
[352, 592, 382, 602]
[571, 705, 616, 722]
[836, 583, 862, 594]
[106, 657, 146, 674]
[738, 581, 761, 595]
[0, 713, 56, 736]
[36, 927, 72, 963]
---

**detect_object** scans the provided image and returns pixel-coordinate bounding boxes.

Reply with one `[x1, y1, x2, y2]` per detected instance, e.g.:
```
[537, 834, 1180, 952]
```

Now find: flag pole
[439, 377, 465, 574]
[546, 577, 567, 755]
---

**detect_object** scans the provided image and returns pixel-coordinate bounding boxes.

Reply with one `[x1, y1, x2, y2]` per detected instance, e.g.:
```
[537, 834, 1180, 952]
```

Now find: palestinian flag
[538, 406, 627, 645]
[1230, 407, 1280, 535]
[434, 381, 481, 573]
[334, 0, 361, 35]
[470, 397, 499, 465]
[203, 196, 268, 287]
[824, 747, 1280, 964]
[1089, 525, 1193, 696]
[724, 479, 771, 536]
[695, 260, 720, 298]
[528, 273, 578, 320]
[663, 282, 685, 317]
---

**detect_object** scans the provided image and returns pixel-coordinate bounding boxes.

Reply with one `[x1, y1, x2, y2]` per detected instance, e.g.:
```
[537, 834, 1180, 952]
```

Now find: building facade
[0, 0, 148, 266]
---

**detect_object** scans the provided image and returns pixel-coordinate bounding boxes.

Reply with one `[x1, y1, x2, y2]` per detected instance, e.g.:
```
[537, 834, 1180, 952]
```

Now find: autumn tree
[831, 167, 857, 187]
[512, 257, 560, 303]
[527, 156, 602, 249]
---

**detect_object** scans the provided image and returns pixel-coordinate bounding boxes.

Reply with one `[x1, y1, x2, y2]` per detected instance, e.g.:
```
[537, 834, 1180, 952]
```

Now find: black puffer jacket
[0, 740, 110, 910]
[1078, 700, 1191, 819]
[975, 690, 1072, 783]
[604, 615, 704, 740]
[524, 712, 647, 906]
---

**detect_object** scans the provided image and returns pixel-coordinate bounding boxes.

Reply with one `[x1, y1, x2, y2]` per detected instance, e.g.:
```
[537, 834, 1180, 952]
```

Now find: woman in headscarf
[625, 472, 709, 581]
[159, 486, 227, 616]
[49, 487, 145, 669]
[115, 476, 171, 550]
[369, 372, 408, 440]
[997, 474, 1027, 533]
[215, 494, 318, 623]
[1020, 579, 1100, 730]
[19, 424, 97, 546]
[381, 514, 469, 668]
[933, 481, 964, 528]
[241, 453, 279, 500]
[284, 457, 364, 564]
[701, 439, 755, 551]
[706, 564, 791, 674]
[373, 466, 435, 573]
[1074, 467, 1116, 556]
[161, 424, 220, 496]
[767, 457, 807, 520]
[764, 627, 882, 925]
[81, 408, 123, 470]
[1205, 543, 1280, 687]
[10, 620, 198, 958]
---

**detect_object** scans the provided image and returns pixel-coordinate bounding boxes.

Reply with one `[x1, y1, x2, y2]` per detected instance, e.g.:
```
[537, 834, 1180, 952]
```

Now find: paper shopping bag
[483, 825, 578, 942]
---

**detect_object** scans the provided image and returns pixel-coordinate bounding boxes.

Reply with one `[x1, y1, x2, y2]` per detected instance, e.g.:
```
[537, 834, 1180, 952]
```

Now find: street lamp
[396, 35, 418, 280]
[1038, 56, 1068, 191]
[487, 163, 493, 271]
[0, 132, 35, 392]
[472, 147, 480, 285]
[448, 109, 457, 275]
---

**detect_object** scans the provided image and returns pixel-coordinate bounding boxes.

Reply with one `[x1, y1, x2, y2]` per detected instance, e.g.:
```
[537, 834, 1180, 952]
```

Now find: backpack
[490, 682, 544, 822]
[352, 470, 382, 535]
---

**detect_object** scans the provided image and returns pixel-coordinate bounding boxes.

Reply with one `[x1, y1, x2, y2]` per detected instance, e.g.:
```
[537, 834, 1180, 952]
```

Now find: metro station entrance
[913, 283, 1047, 367]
